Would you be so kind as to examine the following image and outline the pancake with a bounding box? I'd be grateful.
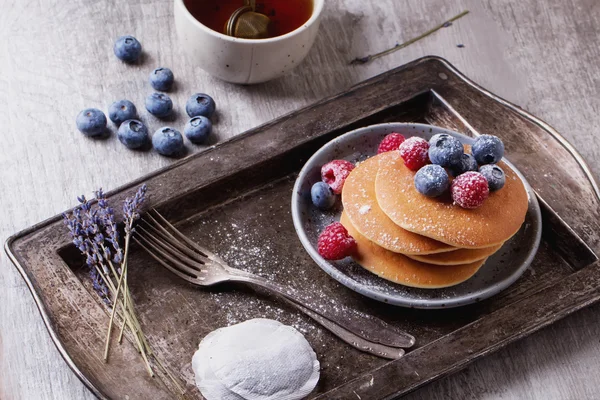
[342,153,454,255]
[406,243,502,265]
[340,213,486,289]
[375,151,528,248]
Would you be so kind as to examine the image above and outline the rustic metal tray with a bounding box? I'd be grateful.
[6,56,600,400]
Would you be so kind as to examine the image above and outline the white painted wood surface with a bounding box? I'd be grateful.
[1,0,598,399]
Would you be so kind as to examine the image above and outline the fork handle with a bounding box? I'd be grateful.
[280,297,404,359]
[229,272,415,349]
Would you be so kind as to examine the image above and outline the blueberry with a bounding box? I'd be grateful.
[450,153,478,177]
[428,133,463,167]
[186,93,216,118]
[479,164,506,191]
[108,100,137,125]
[472,134,504,165]
[184,116,212,144]
[76,108,107,137]
[311,182,336,210]
[113,35,142,63]
[149,67,174,91]
[117,120,149,149]
[145,93,173,118]
[414,164,450,197]
[152,127,184,156]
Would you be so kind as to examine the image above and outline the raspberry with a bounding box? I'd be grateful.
[377,133,406,154]
[321,160,355,194]
[399,137,430,171]
[317,222,357,260]
[451,171,489,209]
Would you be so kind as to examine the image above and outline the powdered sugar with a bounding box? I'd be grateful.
[358,205,371,215]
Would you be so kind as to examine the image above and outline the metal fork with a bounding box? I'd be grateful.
[133,210,415,359]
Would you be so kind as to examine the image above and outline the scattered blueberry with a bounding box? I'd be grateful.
[450,153,478,177]
[472,134,505,164]
[457,44,465,48]
[113,35,142,63]
[428,133,463,167]
[117,120,149,149]
[311,182,336,210]
[186,93,216,118]
[145,93,173,118]
[414,164,450,197]
[108,100,137,125]
[149,67,174,91]
[152,127,184,156]
[184,116,212,144]
[76,108,107,137]
[479,164,506,191]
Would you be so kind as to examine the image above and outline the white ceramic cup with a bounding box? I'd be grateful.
[174,0,324,84]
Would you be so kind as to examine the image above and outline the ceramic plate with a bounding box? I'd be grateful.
[291,123,542,308]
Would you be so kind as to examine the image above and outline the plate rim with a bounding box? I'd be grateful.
[291,122,542,309]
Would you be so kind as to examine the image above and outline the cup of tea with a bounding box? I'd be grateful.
[174,0,324,84]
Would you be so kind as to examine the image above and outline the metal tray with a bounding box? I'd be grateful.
[6,56,600,399]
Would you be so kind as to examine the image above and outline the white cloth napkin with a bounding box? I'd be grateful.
[192,318,320,400]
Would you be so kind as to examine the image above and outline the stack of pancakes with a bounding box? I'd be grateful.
[340,151,528,289]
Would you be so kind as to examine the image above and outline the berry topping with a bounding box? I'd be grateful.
[450,153,478,177]
[472,134,505,165]
[414,164,450,197]
[428,133,463,167]
[311,182,336,210]
[317,222,357,260]
[399,136,430,171]
[377,133,406,154]
[479,164,506,191]
[451,171,490,209]
[321,160,355,194]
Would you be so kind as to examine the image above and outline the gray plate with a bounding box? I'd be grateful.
[291,123,542,309]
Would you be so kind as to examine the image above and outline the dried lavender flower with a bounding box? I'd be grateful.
[90,267,111,305]
[95,188,123,263]
[123,184,147,233]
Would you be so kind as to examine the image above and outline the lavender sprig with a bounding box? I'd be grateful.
[96,188,124,264]
[64,197,114,301]
[350,10,469,65]
[123,184,147,232]
[102,183,152,374]
[90,267,111,305]
[63,185,184,384]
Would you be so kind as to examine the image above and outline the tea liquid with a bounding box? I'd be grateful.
[184,0,313,38]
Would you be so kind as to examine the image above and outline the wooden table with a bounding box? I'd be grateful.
[1,0,598,398]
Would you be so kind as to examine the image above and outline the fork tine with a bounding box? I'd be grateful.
[132,237,202,283]
[147,210,220,260]
[134,231,206,279]
[137,224,207,265]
